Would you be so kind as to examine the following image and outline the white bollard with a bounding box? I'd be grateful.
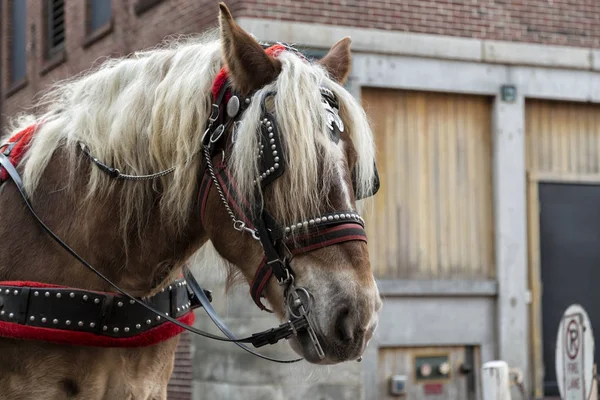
[482,360,512,400]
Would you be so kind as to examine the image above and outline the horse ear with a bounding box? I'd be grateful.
[218,3,281,95]
[318,37,352,84]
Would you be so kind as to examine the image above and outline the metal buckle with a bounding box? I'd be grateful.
[208,104,219,123]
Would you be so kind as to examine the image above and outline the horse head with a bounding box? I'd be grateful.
[198,4,382,364]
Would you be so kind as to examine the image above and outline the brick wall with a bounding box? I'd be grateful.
[238,0,600,48]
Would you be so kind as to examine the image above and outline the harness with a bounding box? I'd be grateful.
[0,43,379,362]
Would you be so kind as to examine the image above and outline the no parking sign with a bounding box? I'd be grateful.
[556,304,595,400]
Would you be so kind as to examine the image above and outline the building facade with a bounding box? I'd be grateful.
[4,1,600,399]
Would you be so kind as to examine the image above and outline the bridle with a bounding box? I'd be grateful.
[0,43,379,364]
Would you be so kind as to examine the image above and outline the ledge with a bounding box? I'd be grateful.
[134,0,164,16]
[376,279,498,297]
[237,17,600,71]
[40,50,66,76]
[4,78,28,98]
[83,20,113,49]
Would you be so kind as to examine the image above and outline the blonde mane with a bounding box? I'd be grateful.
[3,33,376,241]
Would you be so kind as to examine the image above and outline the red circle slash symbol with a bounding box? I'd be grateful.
[566,320,580,360]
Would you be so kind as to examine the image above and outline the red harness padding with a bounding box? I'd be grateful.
[0,124,37,182]
[0,281,195,348]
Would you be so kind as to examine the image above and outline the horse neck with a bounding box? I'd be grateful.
[0,147,207,296]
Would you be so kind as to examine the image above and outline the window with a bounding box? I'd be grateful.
[89,0,111,32]
[10,0,27,83]
[46,0,65,58]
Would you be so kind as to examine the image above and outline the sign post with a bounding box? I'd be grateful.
[556,304,595,400]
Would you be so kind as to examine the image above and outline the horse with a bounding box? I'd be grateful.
[0,3,382,399]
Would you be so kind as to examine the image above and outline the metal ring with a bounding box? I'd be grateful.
[287,287,311,318]
[233,220,245,231]
[210,125,225,143]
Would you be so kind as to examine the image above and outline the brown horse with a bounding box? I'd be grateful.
[0,3,381,399]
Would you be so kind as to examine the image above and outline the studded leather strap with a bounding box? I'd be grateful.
[0,278,204,338]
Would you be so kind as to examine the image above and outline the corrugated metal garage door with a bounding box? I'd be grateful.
[361,89,494,280]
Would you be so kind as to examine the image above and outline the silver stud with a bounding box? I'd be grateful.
[13,290,18,295]
[29,316,35,321]
[45,292,50,297]
[90,322,95,328]
[274,163,279,169]
[316,218,322,223]
[8,313,14,319]
[41,317,47,323]
[83,295,88,301]
[124,327,130,332]
[146,319,151,325]
[269,167,275,173]
[53,319,58,324]
[94,298,100,304]
[291,225,296,230]
[328,216,334,221]
[34,291,39,296]
[346,213,351,219]
[266,170,271,176]
[334,214,340,220]
[268,126,273,132]
[176,307,181,312]
[103,326,108,331]
[271,145,276,150]
[156,316,161,321]
[303,221,309,228]
[261,144,264,149]
[259,150,263,155]
[263,118,268,124]
[266,121,271,126]
[69,292,75,298]
[245,98,250,104]
[262,173,267,179]
[169,285,172,290]
[269,138,275,144]
[117,302,123,307]
[78,321,84,326]
[4,289,8,294]
[56,293,61,298]
[296,223,303,229]
[273,151,278,156]
[166,313,169,316]
[113,327,119,333]
[136,324,141,329]
[66,320,71,325]
[285,227,291,233]
[269,132,274,138]
[0,311,5,316]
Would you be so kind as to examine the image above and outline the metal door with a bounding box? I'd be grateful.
[539,182,600,396]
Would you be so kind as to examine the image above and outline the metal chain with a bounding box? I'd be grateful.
[79,142,176,181]
[203,145,259,240]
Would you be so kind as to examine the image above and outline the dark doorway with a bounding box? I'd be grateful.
[539,182,600,395]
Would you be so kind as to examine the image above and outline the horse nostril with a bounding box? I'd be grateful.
[334,307,354,343]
